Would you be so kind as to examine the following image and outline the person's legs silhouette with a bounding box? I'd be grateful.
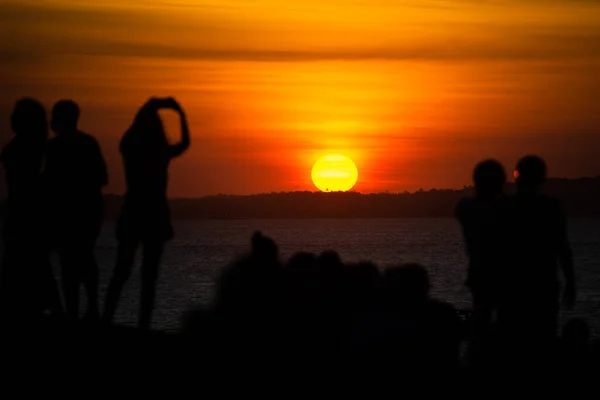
[101,238,138,325]
[139,241,164,330]
[60,249,80,321]
[82,248,100,323]
[38,256,63,317]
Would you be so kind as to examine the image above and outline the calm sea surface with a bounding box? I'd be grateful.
[54,218,600,333]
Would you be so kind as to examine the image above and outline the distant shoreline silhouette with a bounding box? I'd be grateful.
[2,177,599,220]
[76,177,600,220]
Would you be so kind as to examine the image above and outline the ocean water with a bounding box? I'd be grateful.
[63,218,600,333]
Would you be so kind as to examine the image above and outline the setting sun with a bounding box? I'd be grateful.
[311,154,358,192]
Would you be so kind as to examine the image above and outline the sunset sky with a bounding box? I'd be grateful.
[1,0,599,197]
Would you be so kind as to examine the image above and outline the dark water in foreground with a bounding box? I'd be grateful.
[52,218,600,333]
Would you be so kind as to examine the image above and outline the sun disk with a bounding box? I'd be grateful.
[311,154,358,192]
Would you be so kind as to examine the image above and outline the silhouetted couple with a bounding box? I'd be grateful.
[45,97,192,329]
[102,97,191,330]
[0,98,107,324]
[456,156,576,365]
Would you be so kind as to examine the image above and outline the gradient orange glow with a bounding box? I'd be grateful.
[1,1,599,197]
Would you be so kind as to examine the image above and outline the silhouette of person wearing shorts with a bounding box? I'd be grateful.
[456,159,510,365]
[102,97,190,329]
[44,100,108,322]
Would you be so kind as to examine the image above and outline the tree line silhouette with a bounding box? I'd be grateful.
[101,177,600,219]
[4,177,600,220]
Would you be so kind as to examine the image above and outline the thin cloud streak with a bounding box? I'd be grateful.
[4,35,600,63]
[2,0,600,63]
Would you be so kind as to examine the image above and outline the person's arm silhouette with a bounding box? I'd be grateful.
[164,98,190,159]
[558,204,576,309]
[90,137,108,187]
[136,97,190,159]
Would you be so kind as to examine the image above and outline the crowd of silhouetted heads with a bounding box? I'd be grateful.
[176,231,599,375]
[1,97,599,378]
[182,233,462,367]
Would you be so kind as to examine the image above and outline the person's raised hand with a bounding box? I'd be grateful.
[143,97,161,110]
[163,97,183,113]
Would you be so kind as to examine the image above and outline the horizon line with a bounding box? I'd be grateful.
[0,175,597,204]
[99,174,599,200]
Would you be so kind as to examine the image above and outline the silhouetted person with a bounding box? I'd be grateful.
[560,318,590,362]
[499,155,576,358]
[102,97,190,330]
[213,231,282,316]
[182,232,286,359]
[349,264,461,369]
[44,100,108,322]
[0,98,62,323]
[455,159,509,365]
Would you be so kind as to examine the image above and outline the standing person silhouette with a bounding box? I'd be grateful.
[0,98,62,323]
[500,155,576,359]
[455,159,510,366]
[102,97,190,330]
[44,100,108,323]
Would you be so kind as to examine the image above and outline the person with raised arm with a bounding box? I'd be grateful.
[102,97,191,330]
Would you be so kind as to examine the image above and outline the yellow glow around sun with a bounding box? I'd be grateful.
[311,154,358,192]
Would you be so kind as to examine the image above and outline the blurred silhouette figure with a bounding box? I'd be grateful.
[44,100,108,323]
[283,251,324,354]
[560,318,590,360]
[553,318,592,378]
[183,231,286,358]
[349,264,461,369]
[0,98,62,323]
[344,261,380,312]
[214,231,282,315]
[102,97,190,329]
[499,155,576,359]
[455,159,509,366]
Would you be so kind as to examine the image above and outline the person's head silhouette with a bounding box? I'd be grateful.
[515,155,547,192]
[51,100,80,135]
[10,98,48,140]
[473,159,506,198]
[251,231,278,264]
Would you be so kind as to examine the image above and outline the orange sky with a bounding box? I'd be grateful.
[1,0,599,196]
